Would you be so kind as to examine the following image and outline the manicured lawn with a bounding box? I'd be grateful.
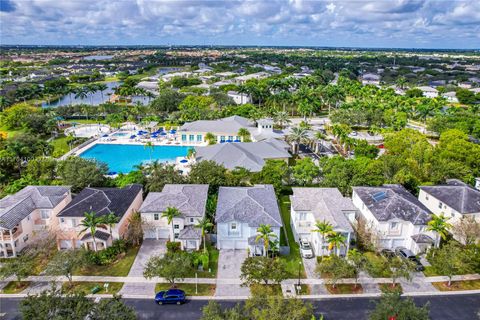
[1,281,30,294]
[250,283,283,296]
[66,119,107,125]
[423,266,439,277]
[62,282,124,295]
[432,280,480,291]
[364,252,392,277]
[155,283,215,296]
[325,284,363,294]
[0,125,24,138]
[187,245,219,278]
[379,283,403,293]
[74,246,140,277]
[49,136,88,157]
[278,196,306,279]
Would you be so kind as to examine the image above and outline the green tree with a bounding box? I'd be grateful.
[255,224,277,257]
[429,242,472,286]
[427,214,452,248]
[195,216,214,253]
[288,126,309,154]
[313,220,333,256]
[237,127,251,142]
[162,207,182,241]
[204,132,217,145]
[292,157,320,185]
[347,249,366,288]
[252,160,290,195]
[240,257,288,286]
[102,212,119,239]
[144,162,185,192]
[91,295,136,320]
[79,211,104,252]
[0,253,35,284]
[125,211,144,246]
[326,231,347,256]
[45,250,87,287]
[388,257,415,288]
[57,157,107,192]
[144,141,155,162]
[316,255,354,288]
[369,292,430,320]
[245,294,314,320]
[456,88,477,105]
[189,160,229,194]
[143,252,192,285]
[178,95,215,121]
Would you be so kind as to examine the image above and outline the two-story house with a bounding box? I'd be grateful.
[215,185,283,255]
[140,184,209,250]
[290,188,356,256]
[419,179,480,243]
[0,186,71,258]
[56,184,143,250]
[352,184,435,254]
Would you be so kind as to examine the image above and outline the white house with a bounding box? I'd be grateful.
[227,91,251,105]
[290,188,356,256]
[352,184,435,254]
[442,91,458,103]
[215,185,282,255]
[140,184,209,251]
[418,179,480,243]
[417,86,439,98]
[361,73,381,86]
[0,186,72,258]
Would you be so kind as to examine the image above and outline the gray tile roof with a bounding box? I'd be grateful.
[290,188,355,232]
[0,186,71,229]
[411,234,434,244]
[140,184,208,218]
[194,140,291,172]
[420,179,480,214]
[352,184,431,225]
[215,185,282,227]
[180,116,252,134]
[81,229,110,241]
[58,184,142,219]
[178,225,202,240]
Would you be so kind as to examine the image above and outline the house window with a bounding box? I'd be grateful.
[60,218,65,223]
[189,134,195,141]
[154,213,159,221]
[174,224,179,229]
[438,201,443,209]
[220,136,225,142]
[425,195,429,200]
[230,223,237,231]
[390,222,399,231]
[14,240,18,247]
[190,218,194,223]
[181,134,187,141]
[228,136,233,141]
[174,233,179,239]
[27,215,30,221]
[40,210,50,219]
[235,136,241,141]
[197,135,202,142]
[71,219,77,227]
[23,234,29,242]
[298,212,308,221]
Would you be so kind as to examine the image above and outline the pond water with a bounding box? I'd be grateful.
[42,81,150,108]
[83,55,114,61]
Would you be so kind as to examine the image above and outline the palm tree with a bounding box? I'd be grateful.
[102,212,119,239]
[312,220,334,256]
[86,84,98,106]
[205,132,216,145]
[314,131,327,153]
[255,224,277,257]
[237,128,251,142]
[79,211,104,252]
[161,207,182,242]
[427,213,452,248]
[327,232,347,256]
[75,87,88,102]
[97,83,108,103]
[195,217,214,253]
[288,126,309,154]
[144,141,155,162]
[273,110,291,129]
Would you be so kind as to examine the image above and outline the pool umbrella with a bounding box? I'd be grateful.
[180,159,188,163]
[169,130,176,134]
[234,139,241,142]
[226,139,233,143]
[130,135,136,139]
[102,134,109,137]
[160,132,167,136]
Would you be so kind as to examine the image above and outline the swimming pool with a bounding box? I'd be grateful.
[79,144,191,174]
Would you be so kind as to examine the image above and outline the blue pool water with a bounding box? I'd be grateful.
[79,144,190,174]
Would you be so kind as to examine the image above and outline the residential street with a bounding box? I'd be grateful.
[1,294,479,320]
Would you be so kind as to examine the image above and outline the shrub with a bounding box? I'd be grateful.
[86,240,128,266]
[192,251,210,270]
[166,241,181,253]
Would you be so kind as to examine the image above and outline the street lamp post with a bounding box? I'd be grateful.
[297,261,302,294]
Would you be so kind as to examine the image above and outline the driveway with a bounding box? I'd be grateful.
[215,249,250,297]
[120,239,167,296]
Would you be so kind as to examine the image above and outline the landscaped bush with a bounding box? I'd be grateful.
[86,239,128,266]
[191,251,209,270]
[166,241,181,253]
[364,252,391,277]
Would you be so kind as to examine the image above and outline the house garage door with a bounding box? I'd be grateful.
[392,239,405,250]
[235,240,248,249]
[144,228,157,239]
[219,240,236,249]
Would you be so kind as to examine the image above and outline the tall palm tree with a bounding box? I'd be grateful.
[102,212,119,239]
[312,220,334,256]
[75,87,88,102]
[97,83,108,103]
[195,217,214,253]
[288,126,309,154]
[161,207,182,242]
[237,128,251,142]
[273,110,291,129]
[255,224,277,257]
[427,213,452,248]
[327,232,347,256]
[205,132,216,145]
[144,141,155,162]
[79,211,104,252]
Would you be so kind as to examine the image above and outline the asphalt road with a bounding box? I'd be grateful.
[1,294,479,320]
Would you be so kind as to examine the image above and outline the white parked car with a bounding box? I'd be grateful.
[300,239,314,259]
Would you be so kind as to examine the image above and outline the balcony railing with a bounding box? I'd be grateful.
[1,228,22,241]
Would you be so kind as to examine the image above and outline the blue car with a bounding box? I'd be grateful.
[155,288,186,305]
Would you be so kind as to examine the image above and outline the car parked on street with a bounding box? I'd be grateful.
[395,247,425,271]
[155,288,186,305]
[300,239,314,259]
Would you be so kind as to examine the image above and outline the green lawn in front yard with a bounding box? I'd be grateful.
[155,283,215,296]
[187,244,219,278]
[364,252,392,277]
[74,246,140,277]
[1,281,30,294]
[432,280,480,291]
[62,282,124,295]
[423,266,440,277]
[325,283,363,294]
[278,196,306,279]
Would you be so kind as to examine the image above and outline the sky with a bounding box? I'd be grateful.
[0,0,479,49]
